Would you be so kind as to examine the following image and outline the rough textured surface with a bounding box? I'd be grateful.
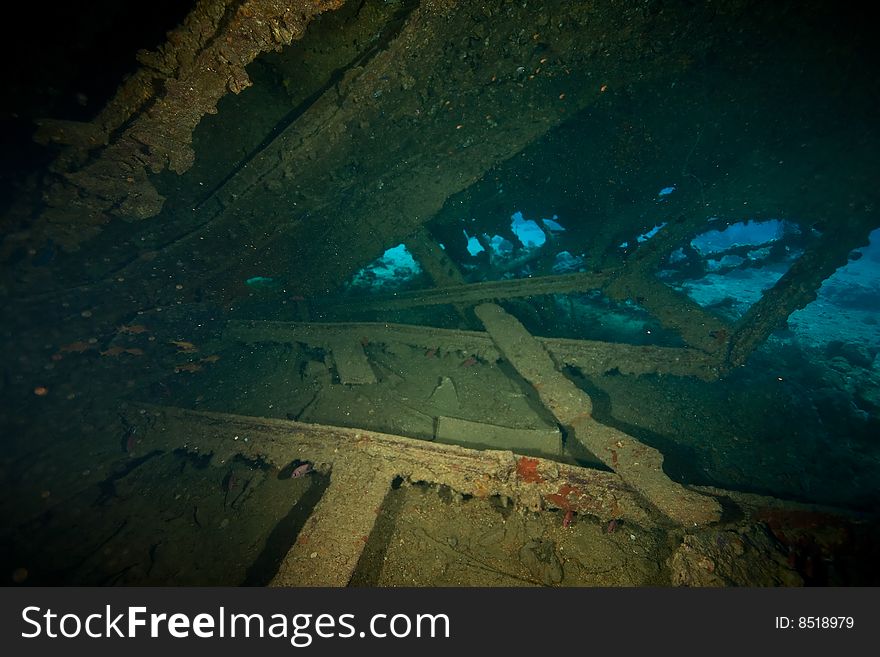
[435,416,562,458]
[135,403,658,525]
[668,524,803,587]
[17,0,345,253]
[3,0,738,305]
[475,302,721,525]
[327,337,377,384]
[225,319,721,380]
[2,1,879,588]
[270,457,393,587]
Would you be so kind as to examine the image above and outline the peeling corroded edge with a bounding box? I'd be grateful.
[224,319,722,380]
[28,0,347,251]
[130,403,659,527]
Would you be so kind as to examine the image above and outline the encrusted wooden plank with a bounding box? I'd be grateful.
[129,404,659,587]
[225,319,502,361]
[327,337,377,385]
[224,319,720,380]
[474,302,721,526]
[131,404,656,525]
[317,271,608,313]
[436,416,562,458]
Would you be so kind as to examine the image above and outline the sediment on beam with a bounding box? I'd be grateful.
[131,404,656,523]
[603,276,731,354]
[22,0,345,253]
[225,319,503,362]
[326,337,377,385]
[405,227,472,323]
[473,303,722,526]
[316,271,609,313]
[131,403,660,585]
[224,319,721,380]
[270,457,395,587]
[726,225,874,369]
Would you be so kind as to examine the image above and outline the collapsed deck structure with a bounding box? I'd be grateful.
[2,0,878,585]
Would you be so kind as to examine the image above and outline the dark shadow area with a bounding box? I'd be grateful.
[241,472,330,586]
[349,477,406,587]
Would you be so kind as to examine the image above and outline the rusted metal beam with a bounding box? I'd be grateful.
[224,319,722,380]
[603,276,731,354]
[405,226,472,323]
[726,224,874,368]
[132,404,657,523]
[130,403,662,584]
[474,303,722,526]
[317,271,609,313]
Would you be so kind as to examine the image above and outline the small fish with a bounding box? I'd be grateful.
[606,518,619,534]
[169,340,198,353]
[118,324,148,335]
[562,509,574,528]
[278,459,314,479]
[200,354,221,363]
[460,356,478,367]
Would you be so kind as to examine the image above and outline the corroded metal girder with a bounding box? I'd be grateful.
[223,319,722,380]
[131,404,661,585]
[317,272,610,313]
[473,303,722,526]
[726,224,874,369]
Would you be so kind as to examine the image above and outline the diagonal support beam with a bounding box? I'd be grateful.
[726,225,874,368]
[474,303,721,525]
[603,276,730,354]
[318,271,609,313]
[405,227,472,323]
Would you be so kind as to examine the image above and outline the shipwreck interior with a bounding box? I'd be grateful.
[1,0,879,586]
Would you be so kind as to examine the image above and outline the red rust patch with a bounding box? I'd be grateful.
[516,456,543,483]
[545,483,580,511]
